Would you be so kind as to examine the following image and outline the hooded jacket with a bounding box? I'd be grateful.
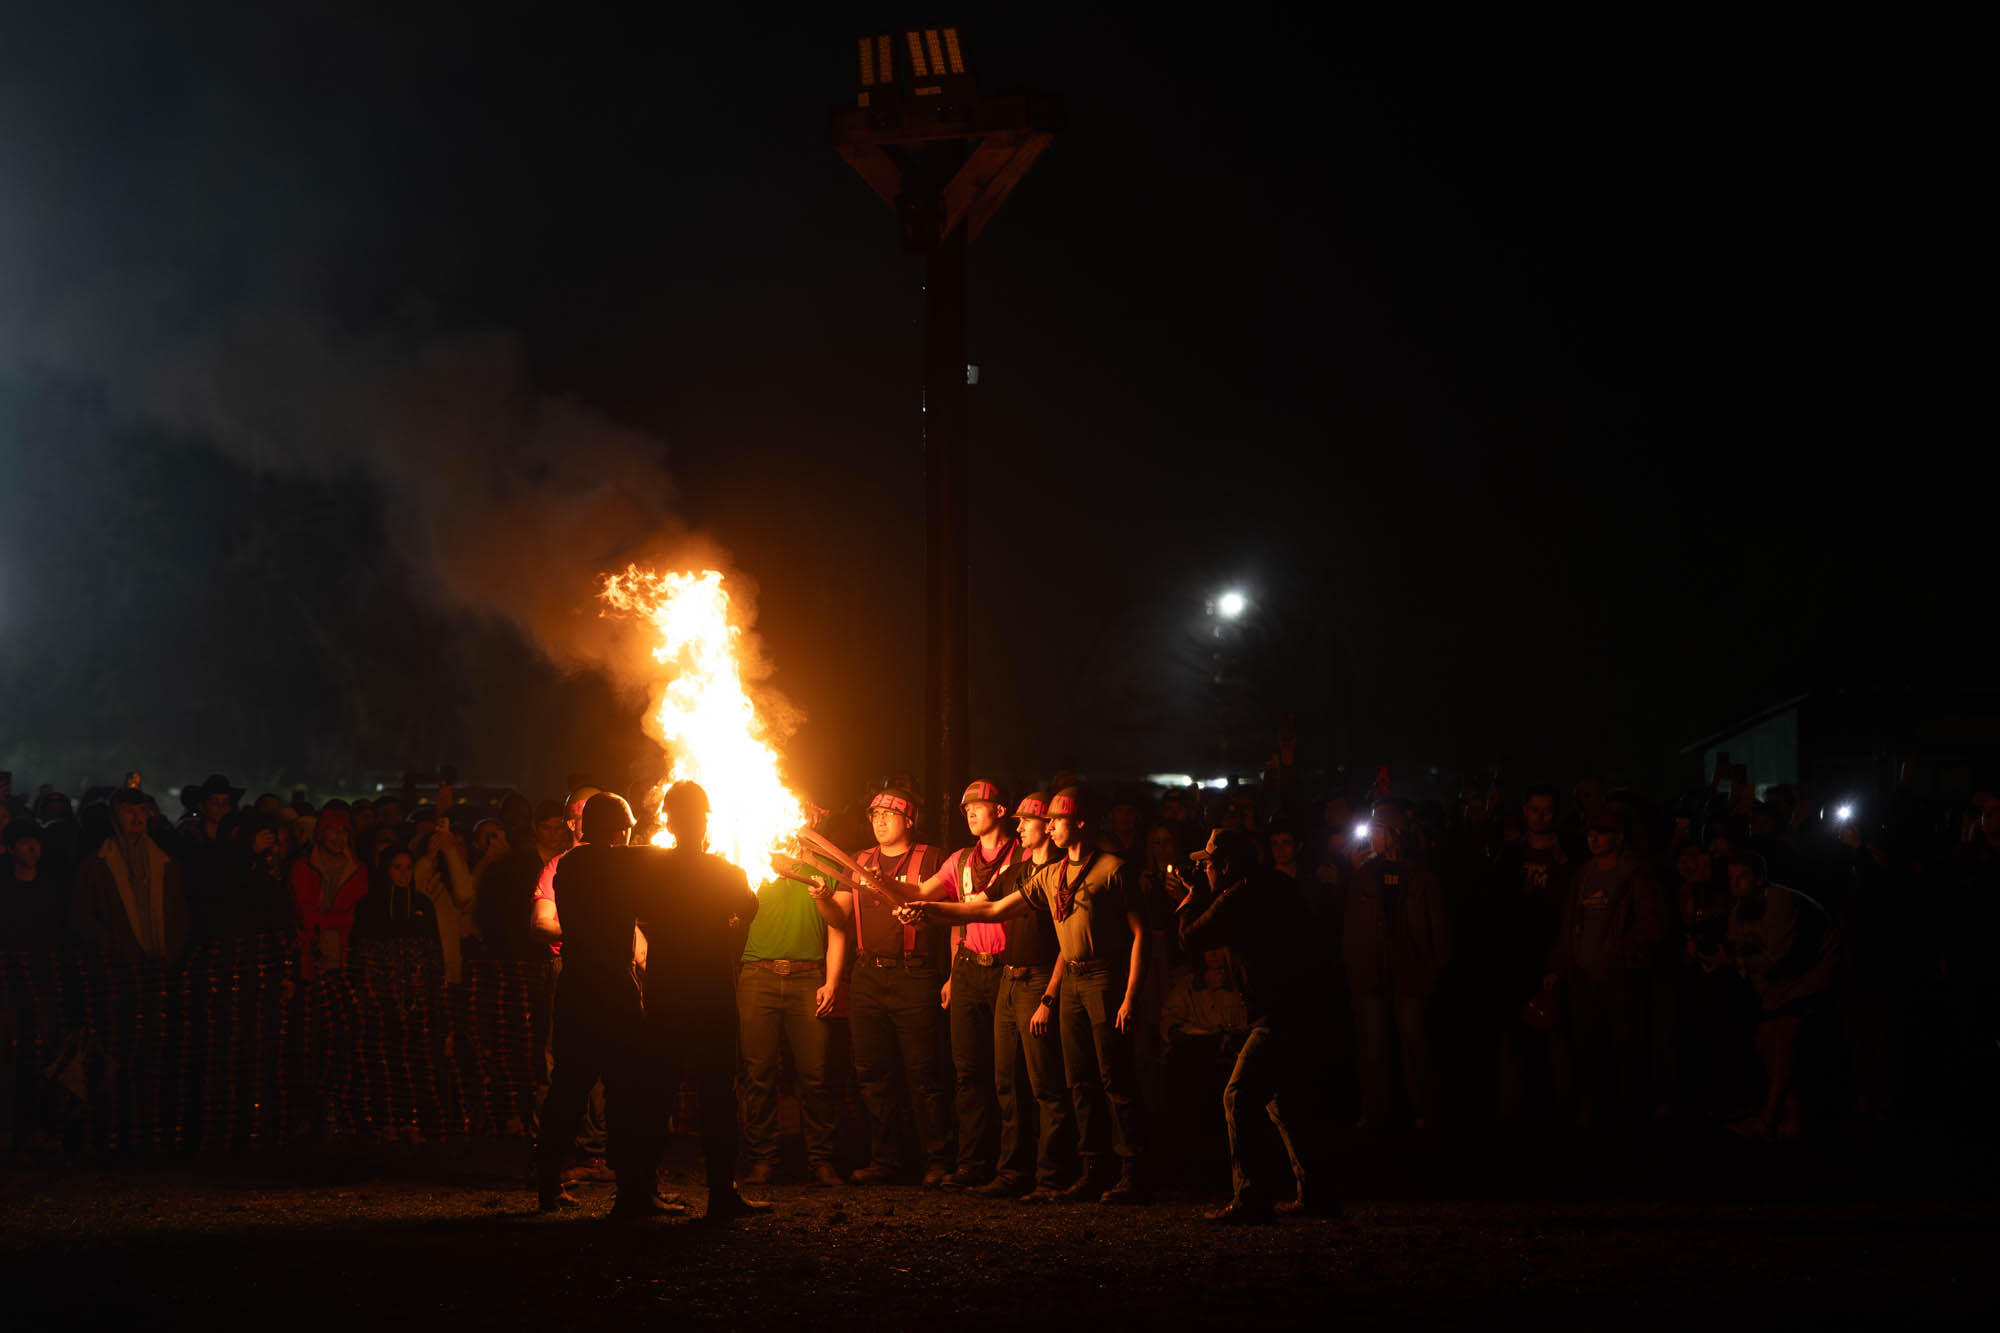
[289,849,368,979]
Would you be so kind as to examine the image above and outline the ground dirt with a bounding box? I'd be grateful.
[4,1127,1994,1330]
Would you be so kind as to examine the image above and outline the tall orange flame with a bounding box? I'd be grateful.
[599,566,804,884]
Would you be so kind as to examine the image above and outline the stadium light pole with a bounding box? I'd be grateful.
[832,27,1059,842]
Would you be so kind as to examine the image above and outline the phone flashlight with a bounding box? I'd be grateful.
[1353,822,1371,840]
[1835,804,1854,823]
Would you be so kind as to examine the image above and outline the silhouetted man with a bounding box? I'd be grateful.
[1176,829,1329,1222]
[627,781,766,1221]
[534,792,650,1216]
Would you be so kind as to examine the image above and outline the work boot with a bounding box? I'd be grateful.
[1205,1199,1274,1225]
[606,1193,680,1222]
[808,1162,846,1187]
[1098,1159,1150,1205]
[536,1161,578,1214]
[971,1173,1032,1199]
[704,1187,773,1222]
[1057,1158,1104,1202]
[564,1155,615,1183]
[1019,1185,1067,1203]
[1274,1193,1340,1219]
[921,1166,951,1188]
[939,1166,991,1191]
[743,1161,778,1185]
[849,1164,897,1186]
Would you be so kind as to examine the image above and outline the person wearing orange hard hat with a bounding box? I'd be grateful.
[900,786,1151,1204]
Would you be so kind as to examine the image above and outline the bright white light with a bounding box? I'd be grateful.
[1204,778,1231,790]
[1217,590,1247,619]
[1147,773,1197,789]
[1836,804,1853,822]
[1353,822,1371,839]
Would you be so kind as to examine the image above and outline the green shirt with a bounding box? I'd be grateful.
[741,867,830,963]
[1016,851,1135,964]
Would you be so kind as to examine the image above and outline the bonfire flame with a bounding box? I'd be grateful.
[600,567,805,884]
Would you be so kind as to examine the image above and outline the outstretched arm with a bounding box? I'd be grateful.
[901,890,1033,924]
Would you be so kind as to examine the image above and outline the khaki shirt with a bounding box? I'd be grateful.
[1016,851,1135,964]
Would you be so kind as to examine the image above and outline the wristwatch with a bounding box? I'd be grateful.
[1040,992,1058,1008]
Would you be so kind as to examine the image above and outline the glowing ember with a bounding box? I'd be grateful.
[600,566,805,883]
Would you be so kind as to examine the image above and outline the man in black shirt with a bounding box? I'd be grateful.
[845,788,951,1185]
[627,782,767,1222]
[534,792,650,1215]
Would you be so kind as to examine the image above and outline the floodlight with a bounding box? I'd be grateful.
[1217,590,1247,619]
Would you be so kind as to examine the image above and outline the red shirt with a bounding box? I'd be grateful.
[939,838,1018,956]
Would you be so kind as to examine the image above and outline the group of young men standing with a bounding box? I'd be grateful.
[737,780,1327,1220]
[537,776,1326,1223]
[735,782,1148,1203]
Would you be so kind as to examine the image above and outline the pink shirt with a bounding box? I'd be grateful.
[942,840,1017,956]
[533,850,566,957]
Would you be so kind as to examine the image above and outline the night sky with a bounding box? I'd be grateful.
[0,4,1963,809]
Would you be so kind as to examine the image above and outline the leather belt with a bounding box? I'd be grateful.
[746,958,821,977]
[1003,965,1047,979]
[957,948,1001,967]
[857,951,920,969]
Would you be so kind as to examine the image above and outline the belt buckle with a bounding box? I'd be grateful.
[773,960,794,976]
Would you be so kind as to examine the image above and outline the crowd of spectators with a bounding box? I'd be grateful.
[2,753,1996,1168]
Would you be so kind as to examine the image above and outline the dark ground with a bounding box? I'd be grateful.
[4,1125,1995,1331]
